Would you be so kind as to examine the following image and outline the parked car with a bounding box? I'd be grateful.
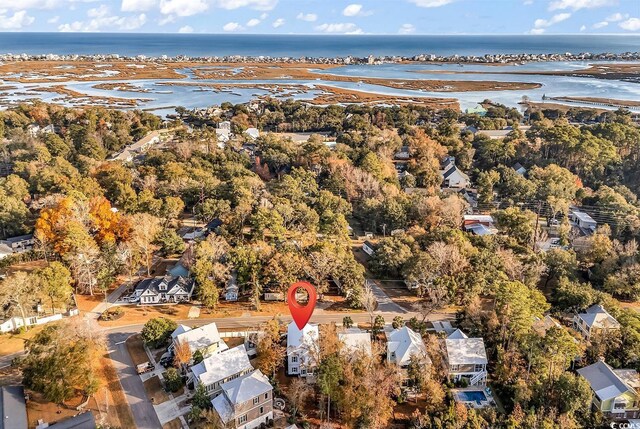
[136,362,154,374]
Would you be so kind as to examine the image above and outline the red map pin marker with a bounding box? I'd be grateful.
[287,281,317,330]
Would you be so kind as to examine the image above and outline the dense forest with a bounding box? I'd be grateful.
[1,99,640,428]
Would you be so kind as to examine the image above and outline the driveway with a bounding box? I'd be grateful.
[108,332,162,429]
[367,280,408,313]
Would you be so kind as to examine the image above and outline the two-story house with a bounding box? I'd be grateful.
[132,276,195,305]
[190,345,253,397]
[444,329,488,386]
[440,156,470,189]
[211,370,273,429]
[577,360,639,419]
[170,322,228,358]
[287,321,319,377]
[573,304,620,341]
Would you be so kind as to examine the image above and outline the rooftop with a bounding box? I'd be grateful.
[386,326,428,366]
[445,336,488,366]
[577,360,637,401]
[191,345,252,387]
[173,322,227,354]
[222,369,272,406]
[0,386,27,429]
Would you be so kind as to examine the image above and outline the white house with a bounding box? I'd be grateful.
[132,276,195,305]
[287,321,319,377]
[171,322,228,358]
[386,326,428,368]
[338,328,371,356]
[573,304,620,341]
[245,128,260,140]
[570,210,597,233]
[440,157,470,189]
[211,370,274,429]
[190,345,253,397]
[577,360,640,419]
[444,329,488,386]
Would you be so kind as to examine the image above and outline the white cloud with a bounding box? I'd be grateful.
[296,12,317,22]
[315,22,362,34]
[619,17,640,31]
[529,28,546,34]
[342,3,372,17]
[523,0,534,4]
[0,0,55,10]
[606,12,627,22]
[592,20,608,28]
[121,0,157,12]
[213,0,277,11]
[246,18,260,26]
[0,10,35,29]
[58,8,146,31]
[259,12,267,19]
[549,0,615,11]
[47,15,60,23]
[158,14,174,25]
[398,23,415,34]
[178,24,193,32]
[409,0,455,7]
[534,12,571,28]
[87,4,109,18]
[160,0,207,16]
[0,0,98,10]
[579,24,586,31]
[223,21,243,31]
[272,17,284,28]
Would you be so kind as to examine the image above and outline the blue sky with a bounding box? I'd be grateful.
[0,0,638,34]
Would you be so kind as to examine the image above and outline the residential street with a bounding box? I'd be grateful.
[108,331,163,429]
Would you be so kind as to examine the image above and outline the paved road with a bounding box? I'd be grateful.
[0,351,24,369]
[107,331,163,429]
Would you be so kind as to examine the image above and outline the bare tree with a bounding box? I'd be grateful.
[0,271,39,328]
[362,281,377,330]
[287,378,313,420]
[130,213,161,276]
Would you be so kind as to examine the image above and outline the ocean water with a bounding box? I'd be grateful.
[1,33,639,57]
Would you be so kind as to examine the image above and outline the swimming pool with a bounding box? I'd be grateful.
[456,390,487,403]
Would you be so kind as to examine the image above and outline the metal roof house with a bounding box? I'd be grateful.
[573,304,620,341]
[577,360,640,419]
[444,330,488,386]
[386,326,429,368]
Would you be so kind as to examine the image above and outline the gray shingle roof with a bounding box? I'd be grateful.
[0,386,27,429]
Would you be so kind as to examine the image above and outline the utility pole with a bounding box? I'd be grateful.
[532,201,542,251]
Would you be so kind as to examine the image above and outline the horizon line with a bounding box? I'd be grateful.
[0,32,637,36]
